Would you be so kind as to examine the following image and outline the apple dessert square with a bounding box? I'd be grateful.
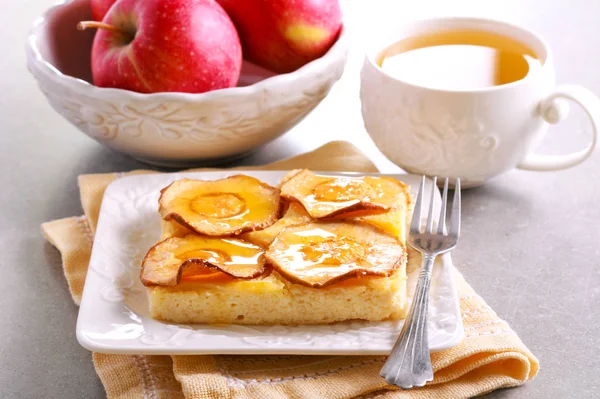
[140,170,411,325]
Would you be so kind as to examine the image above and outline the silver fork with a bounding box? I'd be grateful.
[380,176,461,389]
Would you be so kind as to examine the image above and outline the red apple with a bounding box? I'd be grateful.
[90,0,117,21]
[217,0,342,73]
[79,0,242,93]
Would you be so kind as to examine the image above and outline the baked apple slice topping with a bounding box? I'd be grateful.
[160,219,194,239]
[159,176,282,236]
[141,234,266,286]
[241,202,312,248]
[359,208,408,242]
[265,222,405,288]
[350,179,411,240]
[280,169,407,219]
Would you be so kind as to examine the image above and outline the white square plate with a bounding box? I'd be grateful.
[77,171,463,355]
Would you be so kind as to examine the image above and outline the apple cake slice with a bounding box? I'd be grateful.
[141,172,410,325]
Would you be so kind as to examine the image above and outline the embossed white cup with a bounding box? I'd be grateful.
[360,17,600,186]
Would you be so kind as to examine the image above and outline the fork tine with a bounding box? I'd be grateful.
[437,177,449,234]
[448,178,461,237]
[425,176,437,233]
[410,176,426,234]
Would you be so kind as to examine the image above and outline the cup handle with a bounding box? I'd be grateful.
[517,84,600,171]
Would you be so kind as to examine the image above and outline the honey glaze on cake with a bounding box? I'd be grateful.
[266,221,405,287]
[180,268,234,284]
[356,181,411,242]
[313,178,376,203]
[281,169,408,219]
[141,234,267,286]
[241,202,312,248]
[159,175,283,236]
[188,192,247,219]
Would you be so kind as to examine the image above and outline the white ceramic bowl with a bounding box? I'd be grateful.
[26,0,348,167]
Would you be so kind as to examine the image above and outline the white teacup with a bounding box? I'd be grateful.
[360,17,600,187]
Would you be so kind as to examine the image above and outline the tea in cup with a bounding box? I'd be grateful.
[360,17,600,187]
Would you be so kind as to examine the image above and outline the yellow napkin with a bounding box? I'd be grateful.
[42,141,538,399]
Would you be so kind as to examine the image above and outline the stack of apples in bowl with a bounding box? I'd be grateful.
[27,0,347,166]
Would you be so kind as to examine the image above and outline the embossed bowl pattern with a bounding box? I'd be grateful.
[26,0,349,166]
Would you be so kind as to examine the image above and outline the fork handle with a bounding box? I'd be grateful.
[380,254,435,388]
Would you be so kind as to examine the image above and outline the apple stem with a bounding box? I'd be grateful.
[77,21,129,36]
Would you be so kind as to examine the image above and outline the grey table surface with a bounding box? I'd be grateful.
[2,0,599,398]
